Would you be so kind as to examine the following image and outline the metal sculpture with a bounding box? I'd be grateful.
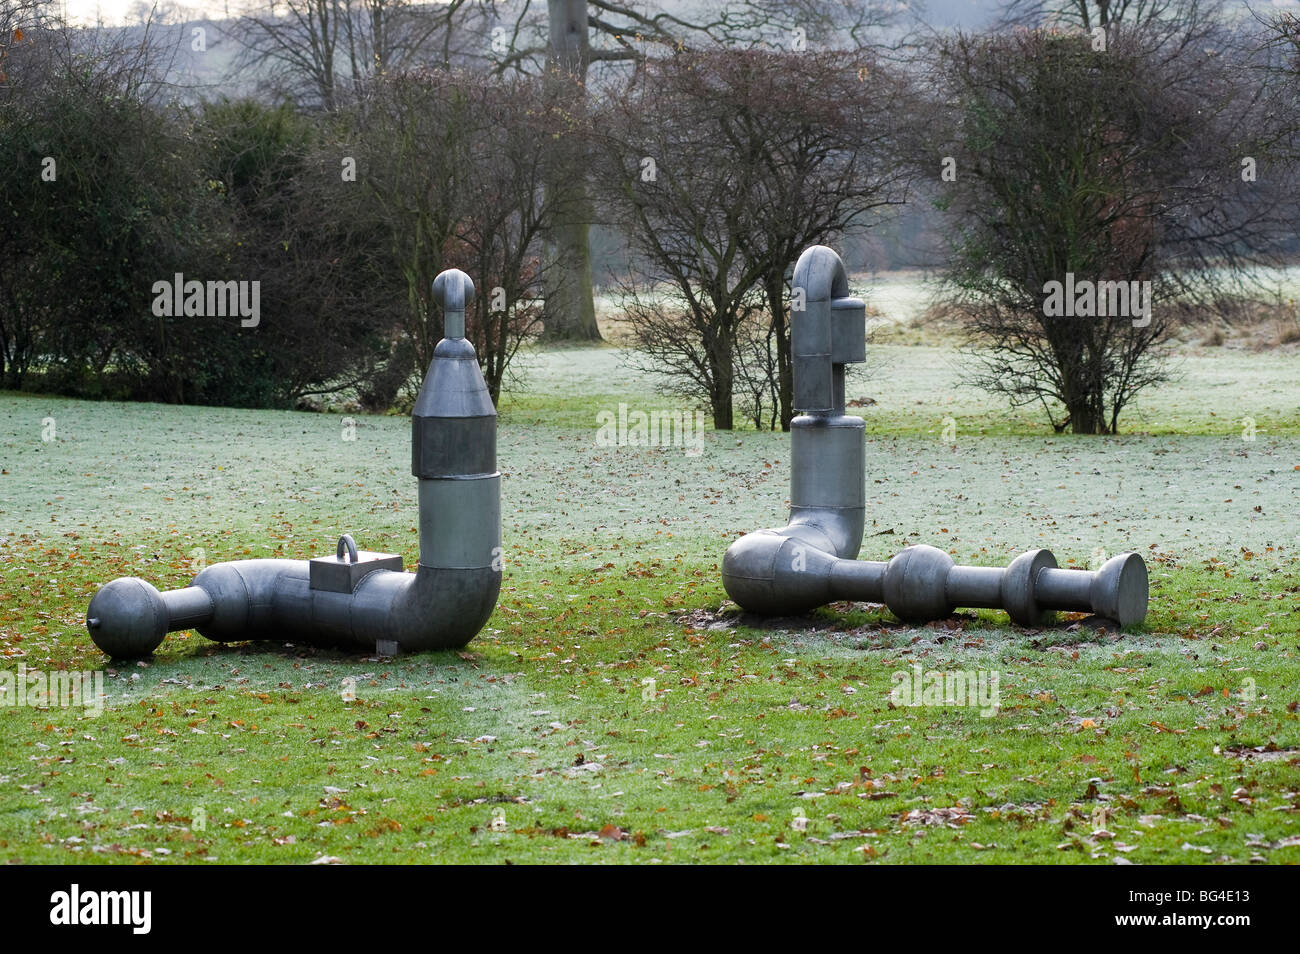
[722,246,1148,628]
[86,269,501,658]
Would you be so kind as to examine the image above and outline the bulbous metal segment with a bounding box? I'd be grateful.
[883,545,955,622]
[720,530,782,612]
[722,530,831,615]
[187,559,299,640]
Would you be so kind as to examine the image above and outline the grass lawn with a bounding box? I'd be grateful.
[1,341,1298,864]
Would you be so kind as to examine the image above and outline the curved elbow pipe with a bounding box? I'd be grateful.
[722,245,867,614]
[86,268,501,658]
[722,246,1149,628]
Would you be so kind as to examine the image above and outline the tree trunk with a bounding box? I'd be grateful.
[710,332,735,430]
[764,274,794,430]
[541,0,602,341]
[712,394,734,431]
[1064,391,1106,435]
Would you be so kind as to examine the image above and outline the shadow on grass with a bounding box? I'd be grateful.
[182,637,478,667]
[679,601,1140,652]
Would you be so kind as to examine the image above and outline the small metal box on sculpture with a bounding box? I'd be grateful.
[85,269,502,659]
[721,246,1149,628]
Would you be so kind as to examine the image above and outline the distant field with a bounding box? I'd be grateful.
[1,340,1297,864]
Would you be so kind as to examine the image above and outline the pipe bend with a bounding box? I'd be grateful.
[722,528,835,615]
[787,507,864,561]
[792,245,851,304]
[353,564,502,652]
[188,559,501,652]
[431,268,475,314]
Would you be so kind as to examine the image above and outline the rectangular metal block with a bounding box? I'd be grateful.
[792,298,832,354]
[309,550,404,594]
[793,355,833,413]
[831,298,866,365]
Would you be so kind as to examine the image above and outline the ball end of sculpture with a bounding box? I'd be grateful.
[86,577,168,658]
[431,268,474,310]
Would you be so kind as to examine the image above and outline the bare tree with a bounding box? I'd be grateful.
[925,24,1288,434]
[597,57,766,428]
[234,0,461,110]
[352,68,568,402]
[447,74,571,402]
[0,0,50,77]
[996,0,1222,32]
[729,49,913,428]
[479,0,898,343]
[1261,11,1300,150]
[598,49,906,428]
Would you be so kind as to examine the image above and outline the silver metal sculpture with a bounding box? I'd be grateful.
[86,269,501,658]
[722,245,1148,628]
